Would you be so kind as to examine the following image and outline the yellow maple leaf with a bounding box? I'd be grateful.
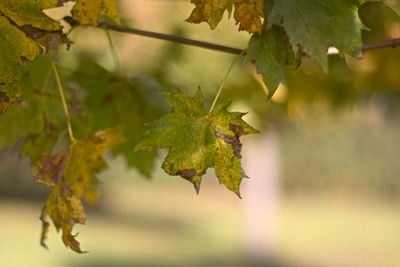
[34,129,123,253]
[186,0,233,29]
[186,0,263,33]
[71,0,120,26]
[233,0,264,33]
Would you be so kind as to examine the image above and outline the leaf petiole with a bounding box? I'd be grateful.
[51,59,76,143]
[209,50,246,113]
[105,29,120,73]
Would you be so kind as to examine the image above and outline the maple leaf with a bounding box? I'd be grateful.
[135,88,258,195]
[186,0,263,33]
[34,129,123,253]
[233,0,264,34]
[186,0,233,29]
[246,25,299,98]
[63,130,124,203]
[65,58,161,176]
[40,183,87,253]
[0,61,65,165]
[268,0,375,71]
[0,91,47,149]
[0,0,65,105]
[69,0,120,26]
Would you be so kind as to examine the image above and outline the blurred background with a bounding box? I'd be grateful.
[0,0,400,266]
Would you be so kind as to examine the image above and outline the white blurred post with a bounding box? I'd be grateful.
[242,130,280,259]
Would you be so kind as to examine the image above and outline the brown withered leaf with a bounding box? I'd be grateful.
[34,151,67,186]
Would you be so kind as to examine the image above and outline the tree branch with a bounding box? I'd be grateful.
[98,23,244,55]
[99,22,400,56]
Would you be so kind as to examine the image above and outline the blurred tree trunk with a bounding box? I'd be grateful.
[242,129,280,259]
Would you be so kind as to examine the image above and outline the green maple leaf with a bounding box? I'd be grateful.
[0,0,65,106]
[34,129,123,253]
[268,0,375,71]
[66,58,161,176]
[247,25,299,98]
[136,88,259,196]
[0,57,66,165]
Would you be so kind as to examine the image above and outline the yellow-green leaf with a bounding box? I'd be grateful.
[71,0,120,26]
[0,0,64,104]
[64,130,124,203]
[40,183,86,253]
[186,0,233,29]
[186,0,263,33]
[0,0,61,31]
[34,129,123,253]
[136,88,259,195]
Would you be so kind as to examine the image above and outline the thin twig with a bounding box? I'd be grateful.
[362,38,400,51]
[209,50,246,113]
[100,22,400,56]
[51,59,76,143]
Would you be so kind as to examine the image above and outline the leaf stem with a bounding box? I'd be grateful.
[209,50,246,113]
[105,29,120,73]
[51,59,76,143]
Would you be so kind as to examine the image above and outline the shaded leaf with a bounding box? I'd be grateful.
[268,0,374,71]
[0,64,65,165]
[65,58,161,176]
[136,88,258,195]
[247,25,298,98]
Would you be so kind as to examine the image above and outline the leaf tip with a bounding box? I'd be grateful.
[235,191,242,199]
[194,180,201,194]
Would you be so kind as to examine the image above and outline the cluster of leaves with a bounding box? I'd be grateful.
[0,0,119,110]
[0,0,125,253]
[186,0,381,98]
[0,0,398,254]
